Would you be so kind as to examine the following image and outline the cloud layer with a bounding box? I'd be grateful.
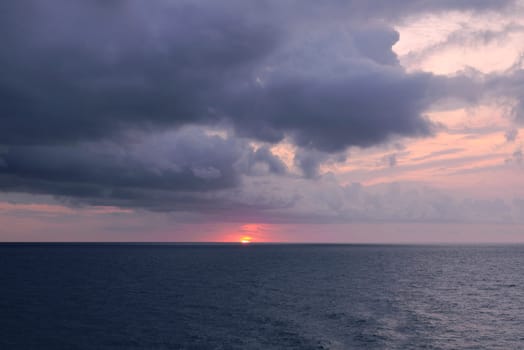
[1,0,521,223]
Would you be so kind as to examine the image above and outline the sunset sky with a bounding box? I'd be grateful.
[1,0,524,242]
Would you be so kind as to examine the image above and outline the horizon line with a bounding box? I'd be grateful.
[1,241,524,245]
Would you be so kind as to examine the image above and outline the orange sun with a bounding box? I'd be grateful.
[240,236,252,244]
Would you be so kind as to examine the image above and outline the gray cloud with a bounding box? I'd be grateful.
[0,0,520,219]
[211,176,524,224]
[353,27,400,65]
[249,146,288,176]
[505,128,519,142]
[497,70,524,123]
[233,68,437,152]
[512,148,523,164]
[0,128,288,209]
[278,0,514,22]
[0,0,279,146]
[385,154,398,167]
[294,149,327,179]
[1,0,511,150]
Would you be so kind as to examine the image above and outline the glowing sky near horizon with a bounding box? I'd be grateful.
[1,1,524,242]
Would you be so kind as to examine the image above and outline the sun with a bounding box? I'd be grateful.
[240,236,252,244]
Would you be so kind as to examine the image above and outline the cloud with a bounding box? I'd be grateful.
[385,154,398,167]
[411,148,465,162]
[511,148,523,164]
[249,146,288,175]
[185,173,521,224]
[401,22,524,69]
[496,70,524,123]
[0,127,288,210]
[232,67,438,152]
[505,128,519,142]
[0,0,279,146]
[1,0,509,151]
[0,0,520,221]
[282,0,515,22]
[294,149,327,179]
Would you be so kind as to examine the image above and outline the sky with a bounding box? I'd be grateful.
[1,0,524,242]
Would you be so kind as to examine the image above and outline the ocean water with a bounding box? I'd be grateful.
[1,244,523,349]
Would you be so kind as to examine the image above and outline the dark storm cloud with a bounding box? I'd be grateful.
[1,0,512,148]
[0,0,278,145]
[0,0,518,215]
[352,28,400,66]
[0,128,287,208]
[233,69,436,152]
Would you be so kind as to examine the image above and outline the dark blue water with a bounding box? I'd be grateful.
[1,244,523,349]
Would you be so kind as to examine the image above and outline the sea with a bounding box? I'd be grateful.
[1,244,523,349]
